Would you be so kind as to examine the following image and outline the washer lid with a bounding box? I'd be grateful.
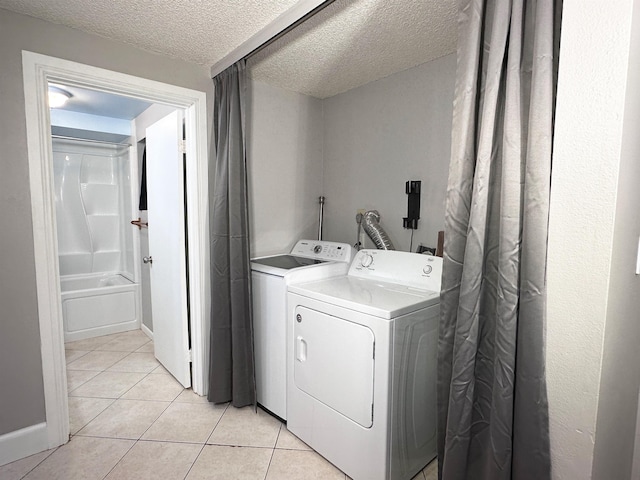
[252,255,325,270]
[289,276,439,319]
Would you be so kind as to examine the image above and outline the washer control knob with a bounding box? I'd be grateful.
[360,253,374,268]
[423,265,433,275]
[313,244,322,254]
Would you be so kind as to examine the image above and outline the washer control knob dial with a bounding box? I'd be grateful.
[313,244,323,254]
[423,265,433,275]
[360,253,374,268]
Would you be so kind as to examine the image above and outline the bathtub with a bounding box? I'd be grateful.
[61,273,140,342]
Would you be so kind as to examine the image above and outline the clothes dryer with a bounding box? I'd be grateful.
[287,249,442,480]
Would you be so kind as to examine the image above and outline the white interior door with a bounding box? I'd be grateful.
[146,110,191,387]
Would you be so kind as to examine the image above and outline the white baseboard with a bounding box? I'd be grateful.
[0,422,50,467]
[141,323,153,340]
[64,320,140,343]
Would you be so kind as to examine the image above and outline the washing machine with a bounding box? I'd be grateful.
[287,249,442,480]
[251,239,353,420]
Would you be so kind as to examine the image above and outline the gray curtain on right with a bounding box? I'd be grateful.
[437,1,561,479]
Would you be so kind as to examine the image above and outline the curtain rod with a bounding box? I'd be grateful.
[210,0,336,78]
[51,135,131,147]
[244,0,337,61]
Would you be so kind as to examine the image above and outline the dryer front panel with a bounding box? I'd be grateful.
[293,306,375,428]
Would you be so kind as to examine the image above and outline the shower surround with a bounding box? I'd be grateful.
[52,137,140,341]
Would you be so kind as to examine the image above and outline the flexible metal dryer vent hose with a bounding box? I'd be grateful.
[362,210,395,250]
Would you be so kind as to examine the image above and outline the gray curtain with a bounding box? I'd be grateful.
[208,60,256,407]
[437,0,561,479]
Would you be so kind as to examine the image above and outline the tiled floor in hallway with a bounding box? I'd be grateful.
[0,329,437,480]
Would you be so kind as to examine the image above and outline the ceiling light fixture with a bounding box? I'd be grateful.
[48,86,72,108]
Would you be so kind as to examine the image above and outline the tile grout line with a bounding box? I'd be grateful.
[104,350,153,373]
[262,424,283,480]
[204,442,281,450]
[72,434,210,446]
[66,369,100,394]
[69,397,117,437]
[203,401,230,445]
[64,349,91,365]
[66,350,131,373]
[180,443,207,480]
[98,357,163,400]
[16,447,58,480]
[138,399,180,438]
[99,436,138,480]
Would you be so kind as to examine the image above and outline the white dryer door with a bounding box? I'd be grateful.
[293,306,375,428]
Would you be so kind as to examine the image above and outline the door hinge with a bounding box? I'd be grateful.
[187,350,192,363]
[179,139,187,154]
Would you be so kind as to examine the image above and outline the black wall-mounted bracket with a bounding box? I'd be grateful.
[403,180,421,229]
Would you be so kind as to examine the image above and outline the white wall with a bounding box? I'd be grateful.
[246,79,324,257]
[322,54,455,252]
[547,0,637,478]
[591,0,640,476]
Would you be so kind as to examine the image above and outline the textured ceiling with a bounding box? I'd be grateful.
[0,0,299,65]
[0,0,457,99]
[248,0,458,98]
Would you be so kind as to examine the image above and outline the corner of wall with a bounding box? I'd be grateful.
[547,1,635,478]
[591,0,640,477]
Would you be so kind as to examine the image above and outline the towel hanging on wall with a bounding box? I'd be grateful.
[139,146,147,211]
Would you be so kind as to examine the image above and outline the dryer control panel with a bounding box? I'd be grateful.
[350,249,442,292]
[291,240,353,263]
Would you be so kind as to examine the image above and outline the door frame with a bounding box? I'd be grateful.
[21,51,210,450]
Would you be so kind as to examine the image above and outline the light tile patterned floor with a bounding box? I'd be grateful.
[0,329,437,480]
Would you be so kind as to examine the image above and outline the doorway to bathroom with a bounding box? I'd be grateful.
[49,88,193,386]
[22,51,210,451]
